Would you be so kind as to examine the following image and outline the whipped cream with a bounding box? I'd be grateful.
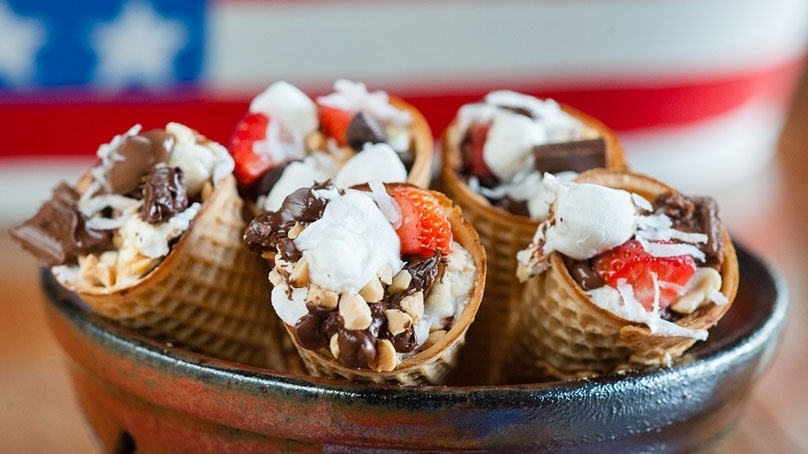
[293,190,403,293]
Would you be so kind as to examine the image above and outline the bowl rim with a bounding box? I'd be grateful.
[42,240,789,403]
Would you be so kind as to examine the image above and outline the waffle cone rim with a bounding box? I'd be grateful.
[390,96,433,189]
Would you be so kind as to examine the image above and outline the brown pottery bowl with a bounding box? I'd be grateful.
[41,242,787,453]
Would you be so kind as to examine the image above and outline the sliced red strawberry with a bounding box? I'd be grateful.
[462,121,496,183]
[229,112,272,188]
[389,186,453,257]
[591,239,696,311]
[318,104,355,147]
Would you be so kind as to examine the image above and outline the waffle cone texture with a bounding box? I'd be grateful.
[509,169,740,382]
[68,175,286,369]
[390,97,434,189]
[282,186,487,385]
[440,104,626,384]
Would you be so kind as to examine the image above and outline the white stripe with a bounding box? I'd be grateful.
[622,98,785,195]
[207,0,808,90]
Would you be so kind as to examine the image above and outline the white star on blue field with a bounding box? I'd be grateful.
[0,0,204,90]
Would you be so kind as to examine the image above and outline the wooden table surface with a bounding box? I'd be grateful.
[2,77,808,453]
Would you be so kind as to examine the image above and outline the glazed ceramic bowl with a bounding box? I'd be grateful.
[42,242,787,453]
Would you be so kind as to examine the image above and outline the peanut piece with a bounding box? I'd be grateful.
[339,293,372,331]
[289,257,310,287]
[306,284,339,308]
[371,339,397,372]
[384,309,412,336]
[359,277,384,303]
[377,263,394,285]
[388,269,412,294]
[200,180,214,201]
[287,222,304,239]
[268,269,284,286]
[399,291,424,323]
[329,334,340,360]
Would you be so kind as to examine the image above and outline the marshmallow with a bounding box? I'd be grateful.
[249,81,318,135]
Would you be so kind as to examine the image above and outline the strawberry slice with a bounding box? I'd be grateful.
[462,121,496,183]
[389,186,453,257]
[318,104,355,147]
[591,239,696,311]
[229,112,272,188]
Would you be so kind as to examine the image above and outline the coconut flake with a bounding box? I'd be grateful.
[637,237,706,262]
[368,179,401,227]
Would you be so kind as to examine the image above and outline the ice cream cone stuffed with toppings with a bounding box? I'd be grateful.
[244,181,486,385]
[509,168,739,382]
[438,90,626,384]
[228,79,433,215]
[10,123,288,369]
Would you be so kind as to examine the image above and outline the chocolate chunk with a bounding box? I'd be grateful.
[346,111,387,150]
[532,138,606,175]
[396,148,415,172]
[653,192,725,268]
[564,256,605,290]
[243,185,329,258]
[10,183,111,267]
[140,166,189,224]
[105,129,173,195]
[251,160,294,200]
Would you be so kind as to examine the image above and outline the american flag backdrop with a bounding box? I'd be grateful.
[2,0,808,220]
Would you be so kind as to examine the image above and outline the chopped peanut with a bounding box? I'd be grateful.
[329,333,341,360]
[371,339,397,372]
[306,283,339,308]
[359,277,384,303]
[399,291,424,323]
[384,309,412,336]
[287,222,304,239]
[388,269,412,294]
[289,257,310,287]
[339,293,372,330]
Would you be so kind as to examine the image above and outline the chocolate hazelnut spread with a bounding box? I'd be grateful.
[105,129,173,195]
[9,183,111,267]
[140,166,189,224]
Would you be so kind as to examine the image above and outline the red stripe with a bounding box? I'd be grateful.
[1,59,803,158]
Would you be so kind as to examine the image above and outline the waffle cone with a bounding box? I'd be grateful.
[440,104,626,384]
[509,168,740,382]
[390,97,434,188]
[282,186,486,385]
[67,175,288,369]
